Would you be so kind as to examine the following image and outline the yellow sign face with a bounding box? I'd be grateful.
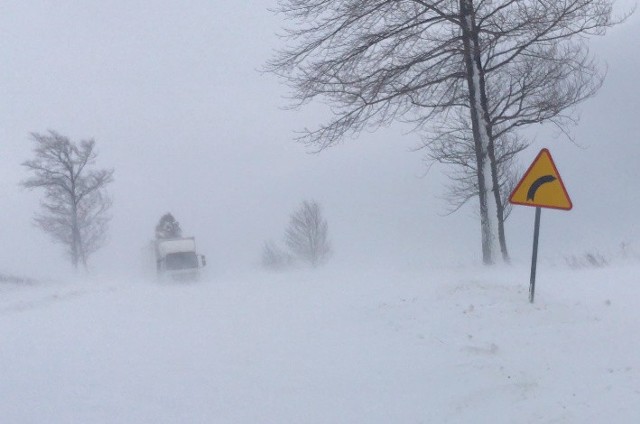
[509,148,572,210]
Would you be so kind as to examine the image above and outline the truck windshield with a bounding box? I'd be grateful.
[165,252,198,270]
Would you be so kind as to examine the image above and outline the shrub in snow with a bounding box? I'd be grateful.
[564,252,609,269]
[0,273,37,285]
[261,241,293,271]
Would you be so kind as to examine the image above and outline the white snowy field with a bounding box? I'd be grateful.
[1,263,639,423]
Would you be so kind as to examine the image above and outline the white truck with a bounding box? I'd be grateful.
[154,237,206,281]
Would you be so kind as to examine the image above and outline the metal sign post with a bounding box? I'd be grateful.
[529,207,542,303]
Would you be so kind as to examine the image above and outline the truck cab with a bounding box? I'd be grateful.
[155,237,206,281]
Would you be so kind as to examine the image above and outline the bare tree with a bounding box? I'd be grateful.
[21,131,114,270]
[285,200,331,267]
[267,0,624,264]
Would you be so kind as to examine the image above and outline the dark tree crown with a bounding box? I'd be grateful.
[155,213,183,239]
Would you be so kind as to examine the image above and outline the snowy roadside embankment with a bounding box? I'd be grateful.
[0,264,638,423]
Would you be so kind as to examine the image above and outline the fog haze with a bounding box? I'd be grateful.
[1,1,638,279]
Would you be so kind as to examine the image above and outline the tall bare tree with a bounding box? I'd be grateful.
[267,0,624,264]
[22,131,114,270]
[285,200,331,267]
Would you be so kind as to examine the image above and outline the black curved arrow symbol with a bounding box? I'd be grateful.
[527,175,556,201]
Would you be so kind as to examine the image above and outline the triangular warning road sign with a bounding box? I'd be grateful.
[509,148,572,210]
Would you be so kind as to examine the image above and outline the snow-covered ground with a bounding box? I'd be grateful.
[1,263,638,423]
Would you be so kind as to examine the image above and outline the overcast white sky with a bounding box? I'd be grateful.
[0,1,638,279]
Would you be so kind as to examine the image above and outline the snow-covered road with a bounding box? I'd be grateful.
[1,264,638,423]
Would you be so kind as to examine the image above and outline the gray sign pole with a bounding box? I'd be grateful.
[529,207,542,303]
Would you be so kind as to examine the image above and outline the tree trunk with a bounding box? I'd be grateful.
[459,0,505,265]
[71,201,82,270]
[492,153,511,262]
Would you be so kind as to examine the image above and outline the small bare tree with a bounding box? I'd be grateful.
[285,201,331,267]
[22,131,114,270]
